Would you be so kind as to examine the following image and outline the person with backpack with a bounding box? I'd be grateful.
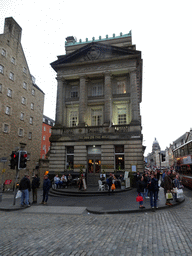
[32,174,40,204]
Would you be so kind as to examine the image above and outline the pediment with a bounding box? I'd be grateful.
[51,42,141,70]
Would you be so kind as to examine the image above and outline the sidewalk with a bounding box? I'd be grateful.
[0,187,185,214]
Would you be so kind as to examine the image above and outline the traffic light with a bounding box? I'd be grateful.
[19,151,27,169]
[9,151,18,169]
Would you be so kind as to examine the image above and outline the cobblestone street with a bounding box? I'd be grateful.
[0,188,192,256]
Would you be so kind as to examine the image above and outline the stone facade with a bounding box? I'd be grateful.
[50,33,144,184]
[0,17,44,185]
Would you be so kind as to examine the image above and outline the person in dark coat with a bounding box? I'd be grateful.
[40,175,51,205]
[148,172,159,209]
[164,170,173,206]
[19,174,31,207]
[32,174,40,204]
[137,175,145,208]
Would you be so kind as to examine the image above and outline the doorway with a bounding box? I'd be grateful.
[88,156,101,173]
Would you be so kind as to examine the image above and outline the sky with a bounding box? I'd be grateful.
[1,0,192,156]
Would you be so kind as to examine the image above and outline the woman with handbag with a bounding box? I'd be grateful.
[136,175,145,209]
[164,170,173,206]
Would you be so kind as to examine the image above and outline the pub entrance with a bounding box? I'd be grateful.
[87,146,101,185]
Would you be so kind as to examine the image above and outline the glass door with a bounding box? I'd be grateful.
[88,156,101,173]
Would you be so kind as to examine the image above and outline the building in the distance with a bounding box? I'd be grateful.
[40,115,55,159]
[0,17,44,184]
[50,32,144,184]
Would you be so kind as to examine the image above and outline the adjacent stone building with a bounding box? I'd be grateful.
[0,17,44,185]
[50,32,144,184]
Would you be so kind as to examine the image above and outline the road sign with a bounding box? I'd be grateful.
[0,157,7,162]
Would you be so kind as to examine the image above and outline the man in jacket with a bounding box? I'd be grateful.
[41,175,51,205]
[19,174,31,207]
[148,172,159,209]
[32,174,40,204]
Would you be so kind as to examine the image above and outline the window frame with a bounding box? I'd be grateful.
[0,64,4,74]
[9,72,14,81]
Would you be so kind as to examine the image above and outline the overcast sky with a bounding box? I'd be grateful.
[1,0,192,156]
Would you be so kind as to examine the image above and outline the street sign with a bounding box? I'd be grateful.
[0,157,7,162]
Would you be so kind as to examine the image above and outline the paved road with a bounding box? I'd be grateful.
[0,188,192,255]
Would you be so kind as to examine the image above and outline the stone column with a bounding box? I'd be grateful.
[79,76,87,126]
[62,80,67,126]
[130,71,140,121]
[55,78,63,125]
[104,72,112,125]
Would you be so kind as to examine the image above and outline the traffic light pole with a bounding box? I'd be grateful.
[13,151,21,205]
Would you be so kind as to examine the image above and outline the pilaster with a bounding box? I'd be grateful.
[130,71,140,121]
[55,78,63,125]
[79,76,87,126]
[104,72,112,125]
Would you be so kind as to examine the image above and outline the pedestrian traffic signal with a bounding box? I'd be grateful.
[19,151,27,169]
[9,151,18,169]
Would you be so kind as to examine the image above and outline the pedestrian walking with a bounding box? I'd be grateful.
[164,170,173,206]
[32,174,40,204]
[40,175,51,205]
[148,172,159,209]
[19,174,31,207]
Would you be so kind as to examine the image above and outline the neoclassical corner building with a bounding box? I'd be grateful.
[50,32,144,184]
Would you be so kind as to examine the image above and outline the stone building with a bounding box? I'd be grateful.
[0,17,44,185]
[50,32,144,184]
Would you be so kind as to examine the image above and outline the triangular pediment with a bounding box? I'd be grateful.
[51,42,141,70]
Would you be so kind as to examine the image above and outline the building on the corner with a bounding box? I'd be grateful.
[40,115,55,159]
[50,32,144,184]
[0,17,44,184]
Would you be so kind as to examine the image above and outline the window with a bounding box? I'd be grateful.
[29,117,33,124]
[91,109,102,126]
[21,97,26,105]
[48,120,50,125]
[32,89,35,96]
[117,81,126,94]
[18,128,24,137]
[70,111,78,127]
[118,107,126,125]
[71,86,78,98]
[92,85,103,96]
[28,132,32,140]
[1,49,6,57]
[23,82,27,89]
[115,145,124,170]
[66,146,74,170]
[31,103,34,110]
[20,112,24,120]
[23,67,27,74]
[44,126,46,131]
[11,57,15,64]
[9,72,14,81]
[3,124,9,133]
[0,64,4,74]
[5,106,11,115]
[49,128,51,133]
[7,88,12,97]
[0,84,2,93]
[43,135,46,140]
[43,117,45,122]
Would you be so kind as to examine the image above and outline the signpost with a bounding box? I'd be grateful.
[1,158,7,192]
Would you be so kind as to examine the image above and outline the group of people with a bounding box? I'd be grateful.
[19,174,51,207]
[100,173,125,194]
[53,174,72,188]
[136,168,182,209]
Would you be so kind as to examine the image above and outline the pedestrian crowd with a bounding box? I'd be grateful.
[136,167,183,210]
[18,173,51,207]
